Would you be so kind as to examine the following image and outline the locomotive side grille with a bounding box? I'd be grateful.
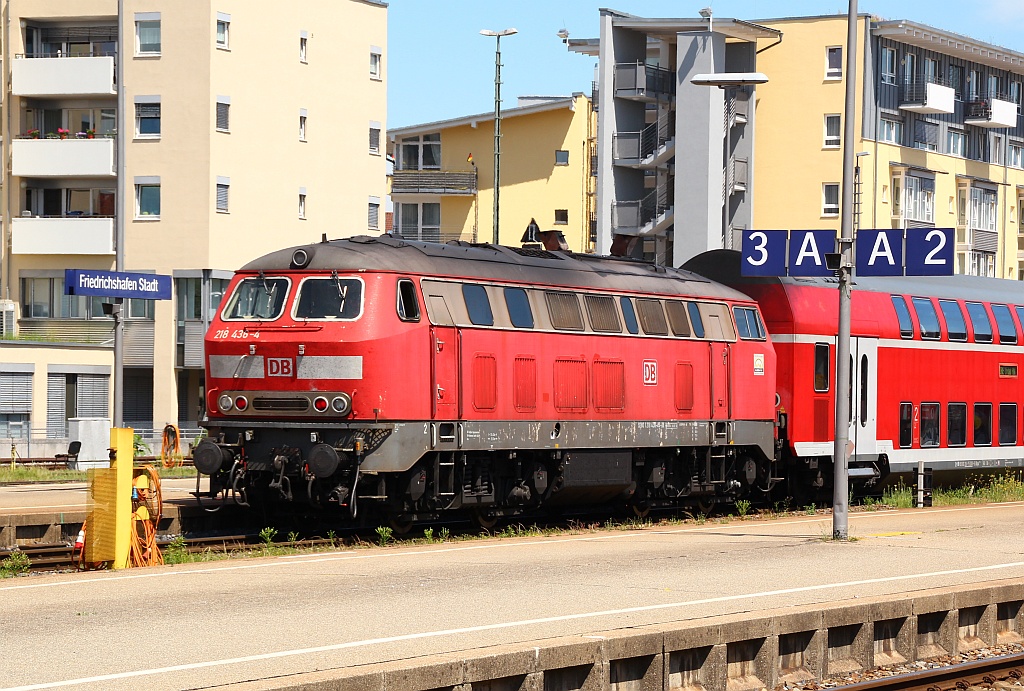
[253,396,310,412]
[514,357,537,411]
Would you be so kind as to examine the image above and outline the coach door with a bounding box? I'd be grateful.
[428,295,460,420]
[849,337,878,456]
[709,341,732,421]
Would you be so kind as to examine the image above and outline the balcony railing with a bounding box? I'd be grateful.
[614,62,675,102]
[11,216,114,255]
[612,113,675,166]
[965,92,1018,128]
[391,170,477,195]
[612,185,674,234]
[899,78,955,115]
[12,54,116,97]
[12,137,116,177]
[591,80,599,112]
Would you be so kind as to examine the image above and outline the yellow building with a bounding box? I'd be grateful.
[753,15,1024,279]
[387,94,595,252]
[0,0,387,452]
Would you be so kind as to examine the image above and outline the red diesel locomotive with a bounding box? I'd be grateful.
[194,236,781,526]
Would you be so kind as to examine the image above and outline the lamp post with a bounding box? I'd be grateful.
[480,28,517,246]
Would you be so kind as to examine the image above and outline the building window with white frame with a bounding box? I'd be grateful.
[554,209,568,225]
[947,129,966,157]
[135,14,161,55]
[135,177,160,219]
[299,110,307,141]
[822,183,840,216]
[298,189,306,219]
[879,117,903,145]
[216,177,229,213]
[1010,142,1024,169]
[1011,81,1022,112]
[988,74,1000,98]
[400,133,441,170]
[216,97,230,132]
[825,46,842,79]
[299,32,308,62]
[368,197,380,230]
[903,53,916,86]
[134,98,161,138]
[924,57,938,83]
[992,133,1005,166]
[216,13,230,49]
[948,64,963,99]
[396,202,440,243]
[369,123,381,155]
[904,176,935,223]
[881,47,896,85]
[969,187,997,232]
[370,47,382,79]
[823,114,841,148]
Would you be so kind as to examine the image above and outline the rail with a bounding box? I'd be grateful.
[901,76,951,103]
[836,651,1024,691]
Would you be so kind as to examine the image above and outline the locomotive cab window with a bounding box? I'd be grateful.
[814,343,830,392]
[899,402,912,448]
[999,403,1018,445]
[891,295,914,338]
[504,287,533,329]
[636,299,668,336]
[619,297,639,334]
[294,277,362,320]
[688,302,706,338]
[911,297,940,340]
[734,306,766,340]
[973,403,992,446]
[965,302,992,343]
[920,403,940,447]
[665,301,691,337]
[222,276,290,321]
[584,295,621,333]
[991,304,1017,344]
[396,279,420,322]
[948,403,967,447]
[938,300,966,342]
[462,284,494,326]
[546,291,584,331]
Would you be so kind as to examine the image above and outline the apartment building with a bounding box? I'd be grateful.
[574,11,1024,277]
[0,0,387,449]
[388,94,595,252]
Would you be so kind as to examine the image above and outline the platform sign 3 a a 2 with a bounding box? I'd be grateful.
[740,229,836,277]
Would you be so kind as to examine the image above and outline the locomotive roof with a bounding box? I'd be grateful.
[685,250,1024,304]
[239,235,753,301]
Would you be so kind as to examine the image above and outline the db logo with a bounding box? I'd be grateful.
[267,358,293,377]
[643,360,658,386]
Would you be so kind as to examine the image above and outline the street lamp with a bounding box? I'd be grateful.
[480,28,517,246]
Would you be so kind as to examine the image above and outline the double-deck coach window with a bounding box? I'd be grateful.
[1000,403,1018,445]
[814,343,830,392]
[911,297,940,339]
[991,304,1017,344]
[920,403,940,447]
[938,300,967,341]
[965,302,992,343]
[462,284,493,326]
[948,403,967,446]
[504,287,533,329]
[899,403,912,448]
[891,296,914,338]
[973,403,992,446]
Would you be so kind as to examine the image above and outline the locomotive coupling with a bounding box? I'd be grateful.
[194,438,233,475]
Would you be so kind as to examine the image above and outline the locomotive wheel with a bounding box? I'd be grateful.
[387,515,415,535]
[696,497,715,515]
[630,502,651,519]
[472,509,499,530]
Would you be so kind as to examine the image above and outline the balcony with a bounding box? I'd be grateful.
[614,62,675,103]
[899,79,955,115]
[965,94,1018,128]
[12,137,115,177]
[612,187,674,236]
[11,217,114,255]
[390,170,476,196]
[12,55,115,97]
[612,113,675,168]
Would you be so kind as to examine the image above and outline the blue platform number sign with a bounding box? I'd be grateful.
[905,227,954,276]
[787,230,836,277]
[740,229,787,276]
[855,229,904,277]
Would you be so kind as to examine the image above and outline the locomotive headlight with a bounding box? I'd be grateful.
[331,393,352,415]
[312,396,329,413]
[218,394,233,413]
[234,395,249,411]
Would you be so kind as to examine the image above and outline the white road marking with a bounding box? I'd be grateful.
[5,560,1024,691]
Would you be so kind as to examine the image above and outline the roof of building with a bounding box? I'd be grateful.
[872,19,1024,72]
[389,94,584,139]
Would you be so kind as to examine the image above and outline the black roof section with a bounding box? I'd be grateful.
[239,236,751,301]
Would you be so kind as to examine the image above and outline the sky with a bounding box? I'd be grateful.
[386,0,1024,129]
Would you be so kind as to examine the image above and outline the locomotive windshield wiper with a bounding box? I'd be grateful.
[331,270,348,313]
[258,270,272,297]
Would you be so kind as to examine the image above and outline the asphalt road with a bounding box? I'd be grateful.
[2,502,1024,691]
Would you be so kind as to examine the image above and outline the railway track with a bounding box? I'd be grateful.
[794,651,1024,691]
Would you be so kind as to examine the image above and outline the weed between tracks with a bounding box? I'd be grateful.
[0,465,197,484]
[0,550,30,577]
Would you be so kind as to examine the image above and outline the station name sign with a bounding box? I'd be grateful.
[740,228,954,277]
[64,269,172,300]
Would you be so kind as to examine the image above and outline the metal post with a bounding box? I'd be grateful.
[832,0,858,540]
[492,35,502,246]
[114,0,126,427]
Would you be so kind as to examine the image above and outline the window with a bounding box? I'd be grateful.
[924,57,938,83]
[911,297,940,339]
[688,303,705,338]
[991,304,1017,344]
[135,182,160,218]
[298,190,306,219]
[814,344,830,392]
[395,202,440,242]
[1016,306,1024,335]
[620,297,639,334]
[555,149,570,165]
[504,288,533,328]
[993,133,1005,166]
[299,112,307,141]
[948,403,967,446]
[948,64,963,99]
[998,403,1018,446]
[1012,81,1022,110]
[400,134,440,170]
[903,53,916,86]
[135,16,160,55]
[215,178,229,213]
[904,176,934,223]
[370,49,382,79]
[216,99,230,132]
[216,15,230,49]
[920,402,939,447]
[369,126,381,155]
[988,74,1000,98]
[826,46,842,79]
[969,187,997,230]
[299,33,307,62]
[892,296,914,338]
[879,118,903,145]
[397,279,420,322]
[135,102,160,137]
[665,301,691,337]
[554,209,568,225]
[914,120,938,151]
[897,399,913,448]
[1010,143,1023,169]
[974,403,992,446]
[222,277,290,321]
[734,306,766,340]
[636,299,668,336]
[881,47,897,85]
[368,201,379,229]
[892,176,902,217]
[461,285,493,326]
[546,292,584,331]
[938,300,966,341]
[585,295,621,333]
[824,114,841,148]
[947,129,965,157]
[293,278,362,320]
[822,183,840,216]
[965,302,993,343]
